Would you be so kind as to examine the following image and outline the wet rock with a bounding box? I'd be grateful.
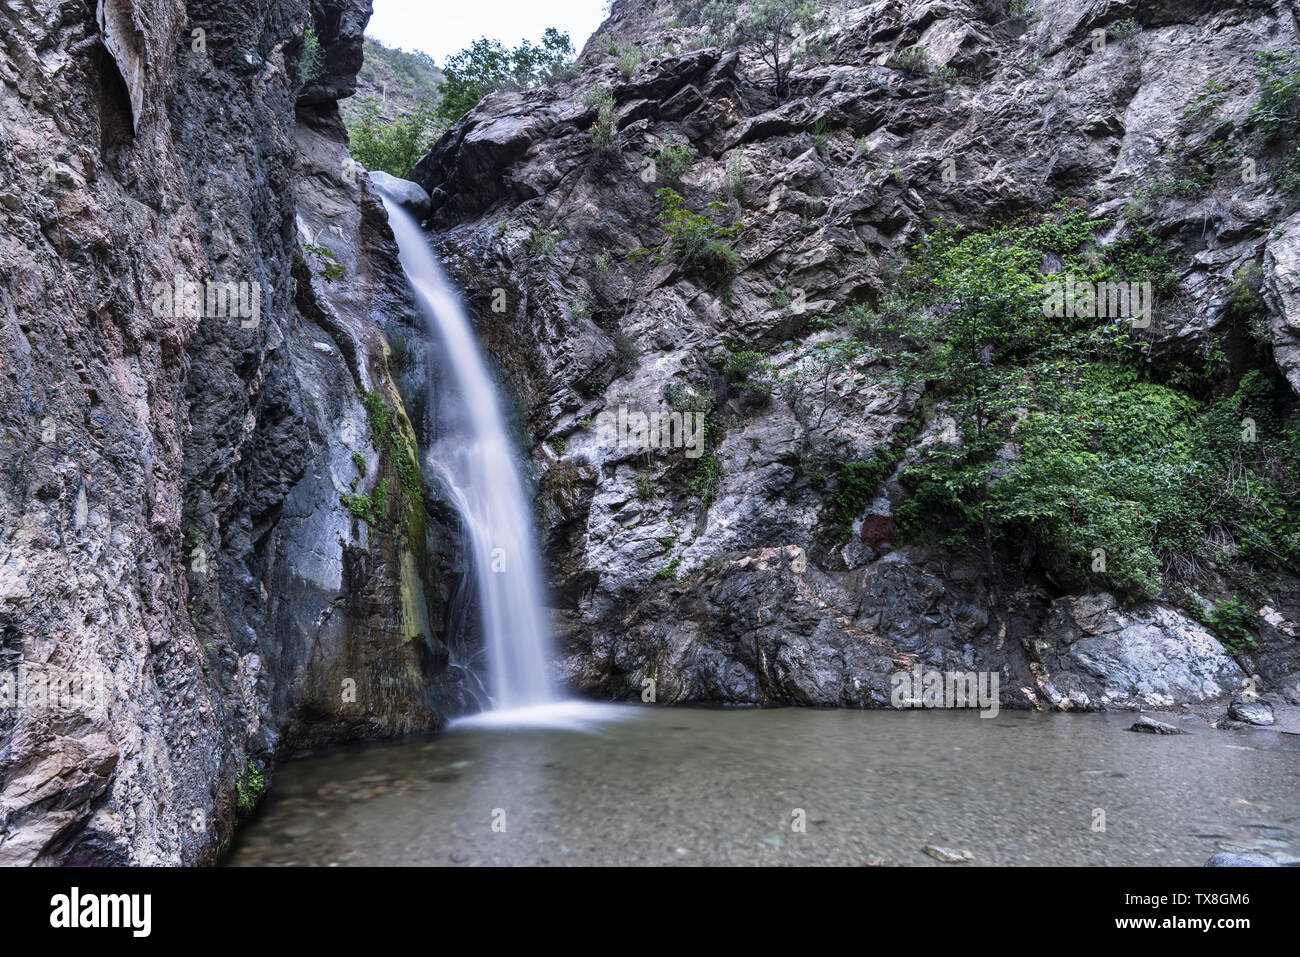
[859,514,893,549]
[1129,715,1186,735]
[1228,696,1276,726]
[0,0,464,865]
[923,845,974,863]
[367,171,432,221]
[1205,853,1279,867]
[1264,211,1300,396]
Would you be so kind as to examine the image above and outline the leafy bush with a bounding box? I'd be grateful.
[236,762,266,813]
[527,227,562,257]
[1247,50,1300,198]
[650,141,698,182]
[929,65,959,89]
[617,48,643,77]
[299,27,324,87]
[889,45,929,75]
[725,151,748,200]
[304,243,345,283]
[345,98,442,178]
[845,292,913,347]
[1107,18,1141,41]
[721,349,773,398]
[636,472,658,500]
[1206,597,1256,652]
[866,214,1299,597]
[585,84,620,152]
[436,28,574,127]
[810,119,833,154]
[630,188,745,290]
[668,382,723,507]
[341,478,388,524]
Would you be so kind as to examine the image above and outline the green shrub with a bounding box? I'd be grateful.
[890,45,929,75]
[1107,18,1141,41]
[810,119,833,154]
[653,556,682,581]
[865,214,1299,597]
[636,472,658,500]
[345,98,442,179]
[299,27,324,87]
[650,141,698,182]
[725,152,748,200]
[617,48,643,77]
[929,65,959,89]
[304,243,346,283]
[721,349,773,397]
[527,227,563,256]
[1206,597,1256,652]
[629,188,745,291]
[341,478,388,524]
[236,761,266,813]
[585,84,620,152]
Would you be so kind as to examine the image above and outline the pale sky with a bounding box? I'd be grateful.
[365,0,612,64]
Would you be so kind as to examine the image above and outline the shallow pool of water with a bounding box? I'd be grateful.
[226,706,1299,866]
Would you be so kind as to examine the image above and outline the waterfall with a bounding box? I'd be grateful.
[378,193,555,711]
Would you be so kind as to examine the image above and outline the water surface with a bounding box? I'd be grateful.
[227,706,1299,866]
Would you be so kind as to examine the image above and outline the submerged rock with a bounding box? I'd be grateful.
[1129,715,1186,735]
[1205,853,1279,867]
[923,845,974,864]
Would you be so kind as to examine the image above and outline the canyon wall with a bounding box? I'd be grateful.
[0,0,465,865]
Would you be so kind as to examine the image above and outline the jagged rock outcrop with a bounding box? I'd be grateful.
[0,0,465,865]
[413,0,1299,708]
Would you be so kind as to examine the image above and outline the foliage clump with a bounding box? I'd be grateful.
[673,0,821,99]
[846,211,1299,600]
[630,188,745,292]
[345,99,441,179]
[436,29,575,127]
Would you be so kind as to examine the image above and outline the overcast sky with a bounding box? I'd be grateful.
[365,0,612,63]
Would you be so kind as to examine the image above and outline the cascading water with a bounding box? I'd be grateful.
[379,192,555,712]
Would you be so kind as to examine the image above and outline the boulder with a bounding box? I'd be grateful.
[1129,715,1186,735]
[1205,853,1279,867]
[1029,595,1246,709]
[368,171,432,221]
[1228,695,1276,726]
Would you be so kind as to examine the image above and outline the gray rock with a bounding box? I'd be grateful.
[923,845,974,863]
[1228,696,1276,726]
[1029,595,1245,710]
[0,0,467,866]
[1129,715,1186,735]
[368,170,432,221]
[1205,853,1279,867]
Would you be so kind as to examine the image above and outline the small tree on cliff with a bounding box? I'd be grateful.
[674,0,820,99]
[435,28,575,127]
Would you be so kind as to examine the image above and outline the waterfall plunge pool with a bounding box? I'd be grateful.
[226,705,1298,866]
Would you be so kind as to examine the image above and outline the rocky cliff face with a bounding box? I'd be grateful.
[413,0,1300,711]
[4,0,1300,866]
[0,0,466,865]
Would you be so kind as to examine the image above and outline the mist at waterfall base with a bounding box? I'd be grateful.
[379,191,626,732]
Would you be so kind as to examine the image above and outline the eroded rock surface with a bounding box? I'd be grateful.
[0,0,465,865]
[413,0,1299,710]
